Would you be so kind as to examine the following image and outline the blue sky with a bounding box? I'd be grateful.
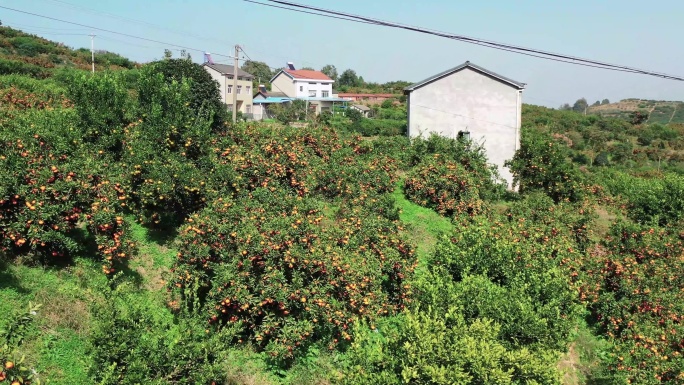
[2,0,683,107]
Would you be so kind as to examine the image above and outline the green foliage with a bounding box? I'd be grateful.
[506,130,585,202]
[88,278,228,384]
[0,302,42,385]
[601,171,684,226]
[404,156,484,217]
[67,71,133,154]
[320,64,338,82]
[148,58,225,130]
[269,100,307,125]
[242,60,273,89]
[420,212,582,351]
[0,58,50,78]
[338,69,361,87]
[576,222,684,384]
[343,311,561,385]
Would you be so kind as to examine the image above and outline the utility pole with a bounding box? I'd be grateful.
[232,44,240,124]
[90,33,96,73]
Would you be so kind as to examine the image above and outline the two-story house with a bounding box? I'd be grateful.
[203,63,255,116]
[269,63,347,114]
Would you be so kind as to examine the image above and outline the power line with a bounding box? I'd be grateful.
[0,5,240,61]
[246,0,684,82]
[36,0,318,70]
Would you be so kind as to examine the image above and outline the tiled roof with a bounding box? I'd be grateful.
[283,69,333,81]
[204,63,254,79]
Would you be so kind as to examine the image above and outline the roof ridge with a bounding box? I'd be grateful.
[404,61,525,92]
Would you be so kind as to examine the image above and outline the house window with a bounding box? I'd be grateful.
[227,104,233,111]
[227,85,233,94]
[309,90,317,97]
[227,75,234,80]
[457,130,470,141]
[237,85,242,95]
[300,85,303,92]
[309,82,317,85]
[246,105,252,113]
[246,86,251,94]
[321,91,329,98]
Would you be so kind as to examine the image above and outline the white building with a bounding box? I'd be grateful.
[268,63,348,115]
[404,61,526,189]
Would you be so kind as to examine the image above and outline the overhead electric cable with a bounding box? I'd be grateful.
[0,5,240,61]
[244,0,684,82]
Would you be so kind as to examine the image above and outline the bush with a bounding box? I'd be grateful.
[404,155,484,217]
[506,130,585,202]
[577,222,684,384]
[419,210,582,351]
[88,279,228,384]
[171,189,416,362]
[67,71,134,156]
[148,58,226,130]
[0,58,50,79]
[601,171,684,226]
[594,151,610,167]
[343,310,562,384]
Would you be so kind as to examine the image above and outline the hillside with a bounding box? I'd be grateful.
[1,27,684,385]
[588,98,684,124]
[0,26,136,78]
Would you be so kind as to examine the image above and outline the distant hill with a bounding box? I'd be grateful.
[588,99,684,124]
[0,26,137,78]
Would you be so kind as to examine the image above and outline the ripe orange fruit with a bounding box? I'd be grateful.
[4,362,13,370]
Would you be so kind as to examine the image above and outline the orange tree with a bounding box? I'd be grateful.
[404,155,485,217]
[579,221,684,384]
[506,130,586,203]
[0,87,134,274]
[170,125,416,363]
[417,194,589,352]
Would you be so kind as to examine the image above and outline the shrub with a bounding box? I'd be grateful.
[577,222,684,384]
[171,189,416,362]
[594,151,610,167]
[343,310,562,384]
[419,211,582,351]
[0,302,42,385]
[0,58,50,79]
[0,110,93,263]
[148,58,226,130]
[88,279,228,384]
[602,172,684,226]
[403,155,484,217]
[506,130,585,203]
[67,71,134,156]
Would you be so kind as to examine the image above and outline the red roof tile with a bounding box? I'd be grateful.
[338,93,398,98]
[284,69,332,81]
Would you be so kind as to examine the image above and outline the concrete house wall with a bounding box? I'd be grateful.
[204,65,254,114]
[270,73,297,98]
[406,64,524,189]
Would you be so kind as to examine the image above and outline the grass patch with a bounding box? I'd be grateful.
[558,317,612,385]
[127,218,178,292]
[391,181,453,260]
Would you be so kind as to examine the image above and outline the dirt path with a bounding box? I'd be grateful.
[669,103,678,124]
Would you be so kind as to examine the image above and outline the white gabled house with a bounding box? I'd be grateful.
[404,61,526,189]
[263,62,348,115]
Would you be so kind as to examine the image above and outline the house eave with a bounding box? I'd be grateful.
[404,61,526,92]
